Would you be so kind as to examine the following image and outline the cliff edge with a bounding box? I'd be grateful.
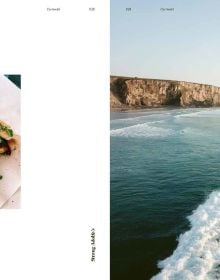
[110,76,220,109]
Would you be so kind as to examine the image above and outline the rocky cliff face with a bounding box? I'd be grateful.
[110,76,220,109]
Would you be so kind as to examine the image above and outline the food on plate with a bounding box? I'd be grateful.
[0,121,18,155]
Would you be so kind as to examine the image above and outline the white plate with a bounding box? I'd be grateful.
[0,76,20,208]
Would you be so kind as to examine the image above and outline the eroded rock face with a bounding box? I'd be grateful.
[110,76,220,109]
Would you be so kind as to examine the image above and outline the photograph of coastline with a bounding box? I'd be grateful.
[110,1,220,279]
[0,75,20,209]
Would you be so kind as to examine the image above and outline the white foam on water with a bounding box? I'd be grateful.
[180,127,204,137]
[175,108,220,119]
[151,191,220,280]
[175,111,204,119]
[111,113,170,124]
[110,123,172,138]
[111,115,155,124]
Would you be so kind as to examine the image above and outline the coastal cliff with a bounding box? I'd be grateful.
[110,76,220,109]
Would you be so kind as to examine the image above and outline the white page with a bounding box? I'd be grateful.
[0,1,109,280]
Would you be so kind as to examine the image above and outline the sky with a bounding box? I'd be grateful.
[111,0,220,86]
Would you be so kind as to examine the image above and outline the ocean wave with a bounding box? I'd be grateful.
[111,115,154,124]
[111,114,169,124]
[175,111,203,119]
[110,123,173,138]
[175,109,220,119]
[180,127,204,136]
[151,191,220,280]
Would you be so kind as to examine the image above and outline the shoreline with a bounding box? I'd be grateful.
[110,105,216,112]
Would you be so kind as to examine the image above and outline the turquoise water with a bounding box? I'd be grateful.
[110,108,220,280]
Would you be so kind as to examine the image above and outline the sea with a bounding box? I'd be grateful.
[110,107,220,280]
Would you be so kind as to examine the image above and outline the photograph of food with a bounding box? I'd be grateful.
[0,75,20,209]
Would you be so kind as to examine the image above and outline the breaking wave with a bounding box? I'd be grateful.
[111,112,171,124]
[151,191,220,280]
[175,111,204,119]
[110,123,173,138]
[110,115,155,124]
[175,108,220,119]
